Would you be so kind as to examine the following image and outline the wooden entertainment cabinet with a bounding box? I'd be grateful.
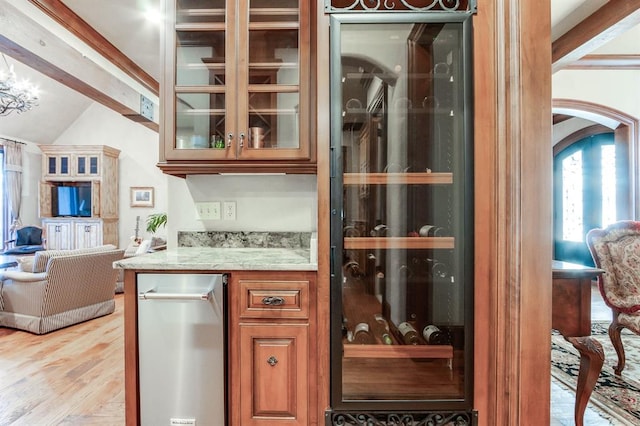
[38,145,120,250]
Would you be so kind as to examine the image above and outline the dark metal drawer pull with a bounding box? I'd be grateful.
[267,356,278,366]
[262,296,285,306]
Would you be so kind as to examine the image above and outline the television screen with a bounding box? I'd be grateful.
[77,186,92,217]
[52,186,91,217]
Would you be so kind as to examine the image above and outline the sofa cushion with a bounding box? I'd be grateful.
[32,245,118,273]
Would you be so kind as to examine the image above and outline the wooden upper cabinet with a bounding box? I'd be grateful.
[159,0,315,176]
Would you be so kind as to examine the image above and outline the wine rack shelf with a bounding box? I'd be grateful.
[343,343,453,359]
[344,236,455,250]
[343,172,453,185]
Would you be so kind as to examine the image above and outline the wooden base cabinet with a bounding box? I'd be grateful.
[230,271,316,426]
[239,324,309,425]
[43,218,117,250]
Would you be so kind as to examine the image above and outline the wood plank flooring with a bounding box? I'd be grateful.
[0,295,125,426]
[0,286,621,425]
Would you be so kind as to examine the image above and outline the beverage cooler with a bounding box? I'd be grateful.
[326,5,476,425]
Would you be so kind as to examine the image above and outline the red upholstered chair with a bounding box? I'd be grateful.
[586,220,640,375]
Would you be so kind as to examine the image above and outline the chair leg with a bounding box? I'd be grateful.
[608,315,626,375]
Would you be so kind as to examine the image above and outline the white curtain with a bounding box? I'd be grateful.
[2,140,23,235]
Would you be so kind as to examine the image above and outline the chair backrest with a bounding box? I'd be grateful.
[15,226,44,246]
[586,220,640,313]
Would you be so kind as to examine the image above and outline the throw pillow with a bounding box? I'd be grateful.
[17,257,35,273]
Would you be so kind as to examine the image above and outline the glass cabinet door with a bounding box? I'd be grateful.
[164,0,310,163]
[329,13,473,415]
[171,0,231,158]
[237,0,309,159]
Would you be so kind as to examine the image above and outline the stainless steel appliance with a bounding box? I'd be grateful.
[137,273,226,426]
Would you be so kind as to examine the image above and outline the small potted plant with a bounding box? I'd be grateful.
[146,212,167,234]
[146,212,167,250]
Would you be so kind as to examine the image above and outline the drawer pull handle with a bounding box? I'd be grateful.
[262,296,284,306]
[267,356,278,366]
[262,296,285,306]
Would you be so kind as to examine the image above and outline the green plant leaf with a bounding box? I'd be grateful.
[146,212,167,233]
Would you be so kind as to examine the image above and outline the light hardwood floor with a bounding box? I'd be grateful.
[0,295,125,426]
[0,288,621,425]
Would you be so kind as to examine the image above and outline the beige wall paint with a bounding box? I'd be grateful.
[166,174,317,248]
[553,70,640,120]
[50,102,166,247]
[18,101,317,249]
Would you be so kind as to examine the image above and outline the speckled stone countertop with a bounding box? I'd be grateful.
[113,247,317,271]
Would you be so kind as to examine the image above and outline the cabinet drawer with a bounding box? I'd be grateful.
[239,280,309,319]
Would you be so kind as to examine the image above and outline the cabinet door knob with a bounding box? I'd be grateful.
[239,132,245,148]
[227,133,233,148]
[262,296,285,306]
[267,356,278,366]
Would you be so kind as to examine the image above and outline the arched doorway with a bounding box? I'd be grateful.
[552,99,639,264]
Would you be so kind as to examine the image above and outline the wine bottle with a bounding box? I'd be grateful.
[344,259,364,279]
[422,324,448,345]
[372,314,393,345]
[398,322,421,345]
[425,258,449,279]
[352,322,374,344]
[370,223,389,237]
[418,224,446,237]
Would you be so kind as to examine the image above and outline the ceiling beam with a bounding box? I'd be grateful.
[27,0,159,96]
[565,54,640,70]
[552,0,640,73]
[0,1,158,132]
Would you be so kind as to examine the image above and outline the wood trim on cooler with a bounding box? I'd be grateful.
[474,0,552,423]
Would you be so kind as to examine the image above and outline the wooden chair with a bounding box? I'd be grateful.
[2,225,46,255]
[586,220,640,375]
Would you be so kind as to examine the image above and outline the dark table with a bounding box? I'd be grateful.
[0,255,18,269]
[552,260,605,426]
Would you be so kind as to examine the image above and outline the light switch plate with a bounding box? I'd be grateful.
[196,201,221,220]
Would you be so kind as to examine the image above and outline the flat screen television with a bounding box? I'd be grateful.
[52,185,92,217]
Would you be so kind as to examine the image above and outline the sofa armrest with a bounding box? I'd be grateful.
[0,271,47,282]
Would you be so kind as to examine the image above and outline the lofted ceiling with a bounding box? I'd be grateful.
[0,0,639,145]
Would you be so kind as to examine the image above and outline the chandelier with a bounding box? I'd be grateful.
[0,55,39,116]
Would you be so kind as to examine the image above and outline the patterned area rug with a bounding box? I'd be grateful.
[551,322,640,424]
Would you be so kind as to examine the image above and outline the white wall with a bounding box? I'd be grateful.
[20,101,317,249]
[51,102,167,247]
[553,70,640,120]
[166,174,317,248]
[552,26,640,120]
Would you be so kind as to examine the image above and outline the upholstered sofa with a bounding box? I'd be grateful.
[0,245,124,334]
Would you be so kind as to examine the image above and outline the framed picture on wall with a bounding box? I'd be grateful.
[130,187,154,208]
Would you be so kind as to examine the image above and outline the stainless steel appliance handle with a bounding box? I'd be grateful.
[138,290,211,301]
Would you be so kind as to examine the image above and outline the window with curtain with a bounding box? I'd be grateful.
[0,148,4,246]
